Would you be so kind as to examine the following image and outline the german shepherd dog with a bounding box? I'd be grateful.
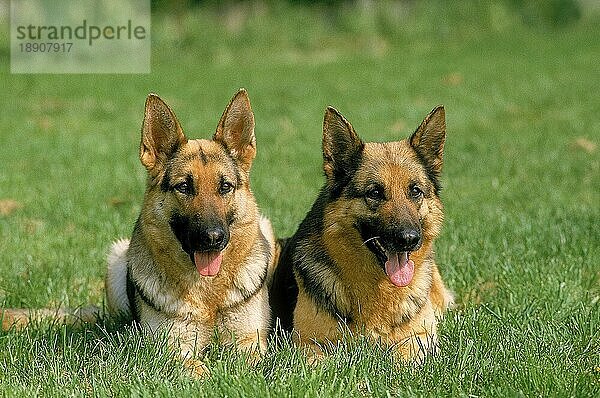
[270,106,453,360]
[105,89,275,372]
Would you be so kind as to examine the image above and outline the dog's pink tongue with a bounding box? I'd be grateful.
[193,251,222,277]
[385,252,414,287]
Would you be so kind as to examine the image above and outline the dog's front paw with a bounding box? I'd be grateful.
[183,358,209,378]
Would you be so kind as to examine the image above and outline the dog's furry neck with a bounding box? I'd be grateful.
[126,214,271,321]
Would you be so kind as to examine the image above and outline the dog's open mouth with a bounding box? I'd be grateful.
[366,238,415,288]
[192,251,223,277]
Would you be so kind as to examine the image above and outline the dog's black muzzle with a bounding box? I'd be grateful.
[358,220,422,265]
[170,214,230,257]
[189,225,229,252]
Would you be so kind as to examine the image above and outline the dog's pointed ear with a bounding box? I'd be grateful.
[322,106,364,185]
[140,94,187,174]
[213,89,256,173]
[409,106,446,175]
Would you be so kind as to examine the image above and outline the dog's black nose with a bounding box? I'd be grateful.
[200,227,227,250]
[399,228,421,250]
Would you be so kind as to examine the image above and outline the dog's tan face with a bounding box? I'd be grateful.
[321,106,446,287]
[138,90,256,276]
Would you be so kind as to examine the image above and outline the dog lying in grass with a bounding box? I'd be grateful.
[0,90,275,378]
[270,105,454,361]
[105,89,276,375]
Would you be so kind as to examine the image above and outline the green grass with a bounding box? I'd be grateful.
[1,2,599,396]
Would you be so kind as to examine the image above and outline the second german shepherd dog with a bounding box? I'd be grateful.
[105,89,275,372]
[270,105,454,360]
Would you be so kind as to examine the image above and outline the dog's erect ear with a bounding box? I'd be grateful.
[140,94,187,174]
[409,106,446,175]
[213,89,256,173]
[322,106,364,186]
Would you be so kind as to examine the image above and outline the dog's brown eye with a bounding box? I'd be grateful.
[409,185,424,199]
[365,187,385,201]
[219,181,234,195]
[174,182,190,194]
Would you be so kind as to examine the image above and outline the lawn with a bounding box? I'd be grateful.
[0,1,598,396]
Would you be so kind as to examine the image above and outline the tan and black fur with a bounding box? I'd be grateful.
[270,106,453,360]
[105,89,275,371]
